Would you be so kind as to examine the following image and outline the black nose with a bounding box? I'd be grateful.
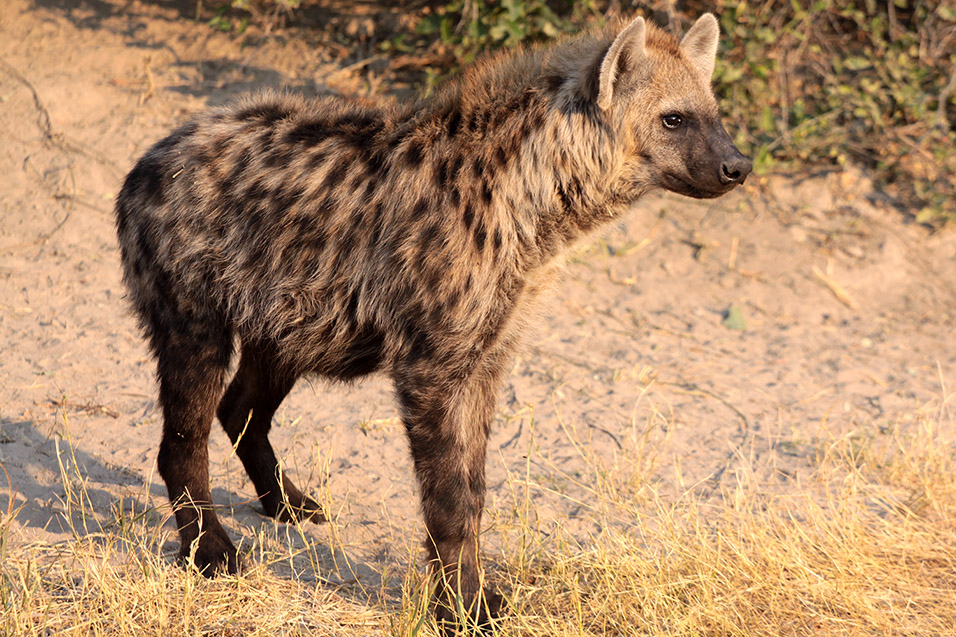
[719,154,753,185]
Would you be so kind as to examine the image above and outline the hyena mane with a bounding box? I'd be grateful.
[115,13,750,630]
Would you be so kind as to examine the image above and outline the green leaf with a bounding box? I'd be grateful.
[416,14,442,35]
[754,145,775,173]
[760,106,776,133]
[440,16,454,44]
[844,56,871,71]
[722,305,747,331]
[505,19,524,44]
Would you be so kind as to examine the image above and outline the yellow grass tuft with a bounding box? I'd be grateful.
[2,405,954,636]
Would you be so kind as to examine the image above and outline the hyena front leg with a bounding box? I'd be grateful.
[216,342,324,523]
[154,323,238,575]
[395,359,506,629]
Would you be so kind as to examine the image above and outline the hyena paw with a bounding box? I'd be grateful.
[180,529,241,577]
[435,588,504,634]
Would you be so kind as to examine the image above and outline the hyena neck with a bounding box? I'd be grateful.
[410,38,639,273]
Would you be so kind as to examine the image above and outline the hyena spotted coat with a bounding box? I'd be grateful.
[116,13,750,626]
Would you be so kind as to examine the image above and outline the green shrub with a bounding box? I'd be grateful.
[409,0,956,224]
[711,0,956,223]
[203,1,956,224]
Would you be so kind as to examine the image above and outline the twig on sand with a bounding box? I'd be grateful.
[665,381,749,433]
[139,56,155,106]
[812,264,859,310]
[0,57,121,176]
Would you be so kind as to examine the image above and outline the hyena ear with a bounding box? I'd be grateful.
[596,17,647,111]
[680,13,720,84]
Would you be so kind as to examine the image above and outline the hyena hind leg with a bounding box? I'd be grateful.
[154,323,238,575]
[216,342,325,524]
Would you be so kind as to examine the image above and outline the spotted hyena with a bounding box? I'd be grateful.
[115,13,750,627]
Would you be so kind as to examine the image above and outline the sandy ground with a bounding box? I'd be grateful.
[2,0,955,591]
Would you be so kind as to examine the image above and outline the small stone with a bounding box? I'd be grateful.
[789,226,808,243]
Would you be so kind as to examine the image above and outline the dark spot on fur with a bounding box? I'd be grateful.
[123,156,167,208]
[446,109,461,138]
[466,110,483,133]
[495,146,510,168]
[543,72,565,93]
[568,176,584,200]
[135,223,155,263]
[346,288,360,320]
[268,186,301,217]
[220,146,252,195]
[462,203,474,230]
[348,206,366,235]
[404,322,435,364]
[528,108,546,131]
[245,179,271,202]
[265,146,294,169]
[449,155,463,177]
[338,231,357,259]
[307,150,328,169]
[473,156,487,178]
[421,222,441,248]
[446,287,460,310]
[473,219,487,253]
[556,183,574,214]
[412,198,428,219]
[426,269,443,297]
[284,120,335,146]
[334,115,384,150]
[337,324,384,379]
[520,89,534,110]
[404,141,423,166]
[365,149,389,176]
[493,227,502,252]
[325,161,349,186]
[435,159,449,188]
[234,103,289,125]
[481,181,493,205]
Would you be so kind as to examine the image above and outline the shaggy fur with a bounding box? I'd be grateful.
[115,13,750,627]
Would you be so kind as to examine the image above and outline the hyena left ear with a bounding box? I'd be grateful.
[680,13,720,84]
[597,17,647,111]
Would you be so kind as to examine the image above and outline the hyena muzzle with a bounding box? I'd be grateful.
[115,13,749,629]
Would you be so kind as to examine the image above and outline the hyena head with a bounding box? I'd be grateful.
[596,14,752,200]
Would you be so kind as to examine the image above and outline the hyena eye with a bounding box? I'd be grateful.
[661,113,683,129]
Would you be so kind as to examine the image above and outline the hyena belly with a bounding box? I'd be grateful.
[116,11,750,631]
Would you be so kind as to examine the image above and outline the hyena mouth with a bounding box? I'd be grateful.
[662,172,737,200]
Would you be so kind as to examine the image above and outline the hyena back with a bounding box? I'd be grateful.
[115,13,749,626]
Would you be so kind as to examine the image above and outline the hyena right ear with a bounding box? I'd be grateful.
[596,17,647,111]
[680,13,720,84]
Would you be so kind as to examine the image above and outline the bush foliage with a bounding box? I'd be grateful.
[213,0,956,224]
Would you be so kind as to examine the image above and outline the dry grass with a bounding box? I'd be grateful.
[2,404,955,636]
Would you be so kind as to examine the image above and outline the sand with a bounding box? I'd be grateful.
[2,0,954,589]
